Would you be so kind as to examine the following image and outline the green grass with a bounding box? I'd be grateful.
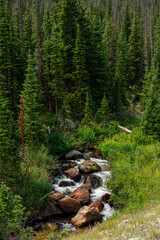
[100,129,160,210]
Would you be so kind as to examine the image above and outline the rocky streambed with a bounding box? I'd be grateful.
[35,150,114,232]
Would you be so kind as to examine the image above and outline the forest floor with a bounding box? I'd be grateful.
[64,200,160,240]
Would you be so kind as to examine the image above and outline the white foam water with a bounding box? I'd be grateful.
[52,156,114,229]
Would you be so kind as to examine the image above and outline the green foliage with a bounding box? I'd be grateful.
[78,125,96,145]
[142,42,160,137]
[128,11,145,88]
[0,74,20,183]
[101,130,159,209]
[0,182,33,240]
[46,226,69,240]
[47,131,76,156]
[22,53,44,146]
[18,158,52,213]
[96,94,110,122]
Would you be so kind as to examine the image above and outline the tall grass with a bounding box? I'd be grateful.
[100,130,160,210]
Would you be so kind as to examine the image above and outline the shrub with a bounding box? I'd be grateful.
[100,130,160,210]
[47,131,76,156]
[0,182,33,240]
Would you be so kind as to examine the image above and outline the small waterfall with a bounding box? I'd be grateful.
[52,155,114,228]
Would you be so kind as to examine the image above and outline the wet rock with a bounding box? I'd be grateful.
[58,197,81,213]
[89,200,104,213]
[58,180,75,187]
[69,161,77,168]
[79,160,101,174]
[66,150,83,160]
[78,183,92,192]
[90,149,103,159]
[86,175,102,189]
[40,199,62,219]
[69,186,90,205]
[64,168,81,182]
[49,192,65,204]
[101,164,111,171]
[101,193,111,203]
[71,206,102,227]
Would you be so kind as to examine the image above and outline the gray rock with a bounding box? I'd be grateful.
[65,150,83,160]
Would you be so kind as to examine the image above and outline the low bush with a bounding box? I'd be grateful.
[0,182,33,240]
[100,130,160,210]
[47,131,76,156]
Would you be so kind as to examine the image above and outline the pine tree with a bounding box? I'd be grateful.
[113,30,130,112]
[43,22,64,114]
[96,94,110,122]
[0,74,20,183]
[122,1,131,43]
[142,40,160,136]
[60,0,78,93]
[128,11,145,89]
[23,5,33,56]
[22,53,43,146]
[70,24,88,119]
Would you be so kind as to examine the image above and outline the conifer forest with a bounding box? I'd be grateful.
[1,0,160,239]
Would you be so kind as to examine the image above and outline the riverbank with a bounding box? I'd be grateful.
[64,200,160,240]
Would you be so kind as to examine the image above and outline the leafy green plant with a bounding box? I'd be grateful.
[101,130,160,210]
[0,182,33,240]
[46,226,69,240]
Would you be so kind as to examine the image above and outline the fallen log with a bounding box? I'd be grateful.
[118,125,132,134]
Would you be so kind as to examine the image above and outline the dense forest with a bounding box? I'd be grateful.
[1,0,160,239]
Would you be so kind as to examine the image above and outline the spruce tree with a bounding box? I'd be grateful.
[60,0,78,93]
[70,25,88,119]
[22,53,43,146]
[142,41,160,136]
[128,11,145,88]
[0,74,20,183]
[122,1,131,43]
[113,30,130,112]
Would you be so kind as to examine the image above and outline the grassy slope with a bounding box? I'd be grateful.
[64,201,160,240]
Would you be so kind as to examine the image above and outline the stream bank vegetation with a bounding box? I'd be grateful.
[1,0,160,239]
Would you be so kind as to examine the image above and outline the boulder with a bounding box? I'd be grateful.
[101,193,111,203]
[58,180,75,187]
[64,168,81,182]
[86,175,102,189]
[79,160,101,174]
[69,186,90,205]
[66,150,83,160]
[69,161,77,168]
[89,200,104,213]
[101,164,111,171]
[71,206,102,227]
[40,199,62,219]
[78,183,92,192]
[58,197,81,213]
[90,149,103,159]
[49,192,65,204]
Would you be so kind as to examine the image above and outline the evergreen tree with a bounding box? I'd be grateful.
[142,41,160,136]
[70,25,88,119]
[128,11,145,89]
[122,1,131,43]
[43,22,64,113]
[60,0,78,93]
[96,94,110,122]
[113,30,130,112]
[22,53,43,146]
[0,74,20,183]
[23,5,33,56]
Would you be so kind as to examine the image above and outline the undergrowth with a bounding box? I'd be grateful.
[100,129,160,210]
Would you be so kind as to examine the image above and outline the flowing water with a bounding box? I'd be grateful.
[51,155,114,230]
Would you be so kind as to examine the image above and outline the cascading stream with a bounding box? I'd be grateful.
[52,155,114,230]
